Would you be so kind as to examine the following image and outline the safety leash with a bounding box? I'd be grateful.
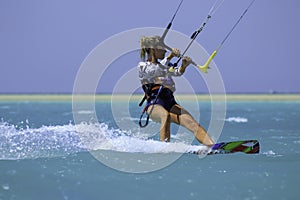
[139,85,163,128]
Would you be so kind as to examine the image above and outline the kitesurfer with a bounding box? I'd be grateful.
[138,35,214,146]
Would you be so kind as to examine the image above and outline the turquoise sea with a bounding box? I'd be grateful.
[0,94,300,200]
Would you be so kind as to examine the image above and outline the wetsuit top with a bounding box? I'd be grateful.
[138,57,183,92]
[138,57,183,111]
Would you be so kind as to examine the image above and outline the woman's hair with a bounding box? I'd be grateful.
[139,35,162,61]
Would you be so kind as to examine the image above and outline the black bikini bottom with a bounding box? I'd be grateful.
[146,88,177,112]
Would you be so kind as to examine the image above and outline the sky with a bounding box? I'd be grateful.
[0,0,299,94]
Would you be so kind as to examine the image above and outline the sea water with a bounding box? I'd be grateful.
[0,95,299,200]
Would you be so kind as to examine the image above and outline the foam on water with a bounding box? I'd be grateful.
[225,117,248,123]
[0,121,205,160]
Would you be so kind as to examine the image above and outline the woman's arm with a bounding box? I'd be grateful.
[166,48,180,62]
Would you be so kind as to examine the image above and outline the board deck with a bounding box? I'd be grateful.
[193,140,260,155]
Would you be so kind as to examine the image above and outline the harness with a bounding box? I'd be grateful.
[138,84,163,128]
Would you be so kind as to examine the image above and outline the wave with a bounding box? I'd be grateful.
[225,117,248,123]
[0,121,206,160]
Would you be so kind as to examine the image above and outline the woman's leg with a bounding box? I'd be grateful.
[147,105,171,142]
[169,104,214,146]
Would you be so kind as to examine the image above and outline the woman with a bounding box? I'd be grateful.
[138,35,214,146]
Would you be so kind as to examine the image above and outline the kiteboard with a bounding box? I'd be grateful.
[192,140,260,155]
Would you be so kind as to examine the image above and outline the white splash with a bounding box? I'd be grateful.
[0,121,206,160]
[225,117,248,123]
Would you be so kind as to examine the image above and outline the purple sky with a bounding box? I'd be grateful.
[1,0,299,93]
